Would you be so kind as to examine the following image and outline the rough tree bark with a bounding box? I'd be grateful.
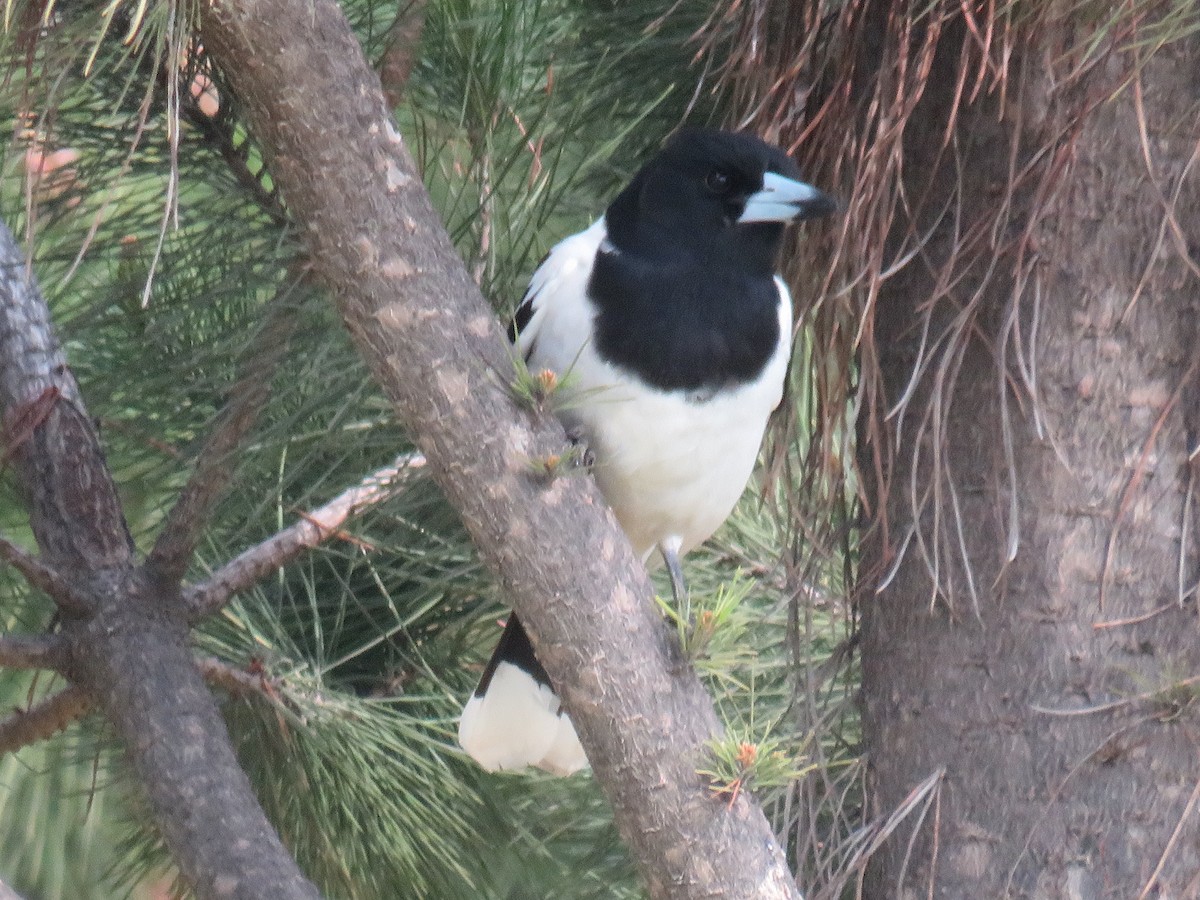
[197,1,803,898]
[860,18,1200,899]
[0,225,322,899]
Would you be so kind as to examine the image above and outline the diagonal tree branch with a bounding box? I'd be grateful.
[184,451,426,620]
[148,269,305,583]
[0,532,89,613]
[0,683,92,757]
[199,2,803,897]
[0,632,66,670]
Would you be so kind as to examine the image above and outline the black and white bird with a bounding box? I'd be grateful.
[458,128,835,775]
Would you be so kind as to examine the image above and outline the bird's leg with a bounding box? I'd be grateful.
[659,535,688,622]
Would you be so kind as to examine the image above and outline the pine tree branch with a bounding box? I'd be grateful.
[199,2,804,897]
[0,632,66,670]
[0,220,321,899]
[196,654,272,695]
[195,655,291,711]
[184,451,426,620]
[0,683,92,757]
[148,271,305,583]
[0,532,89,613]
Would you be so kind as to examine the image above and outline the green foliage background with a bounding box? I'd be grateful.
[0,0,856,897]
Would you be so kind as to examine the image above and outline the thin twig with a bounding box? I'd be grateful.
[148,272,306,583]
[0,533,89,613]
[181,91,290,228]
[1031,674,1200,718]
[184,451,427,619]
[0,683,92,757]
[195,654,284,705]
[1092,603,1173,630]
[0,632,66,670]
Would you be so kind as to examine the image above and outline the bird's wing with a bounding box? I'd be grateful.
[770,275,793,412]
[510,218,607,362]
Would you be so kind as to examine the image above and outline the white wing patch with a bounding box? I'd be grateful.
[770,275,793,412]
[514,218,607,363]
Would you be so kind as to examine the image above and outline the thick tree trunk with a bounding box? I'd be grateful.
[198,1,803,898]
[860,20,1200,899]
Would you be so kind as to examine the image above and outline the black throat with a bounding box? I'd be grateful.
[586,237,783,395]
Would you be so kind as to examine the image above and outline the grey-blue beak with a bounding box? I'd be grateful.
[738,172,837,224]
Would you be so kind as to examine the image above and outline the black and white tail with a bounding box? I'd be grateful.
[457,615,589,776]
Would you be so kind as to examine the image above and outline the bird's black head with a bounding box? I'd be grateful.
[604,128,835,274]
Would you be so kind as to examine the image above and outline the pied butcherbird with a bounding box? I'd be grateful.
[458,128,836,776]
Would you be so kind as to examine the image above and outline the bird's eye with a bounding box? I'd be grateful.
[704,169,732,194]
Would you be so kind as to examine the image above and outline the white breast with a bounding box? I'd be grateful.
[519,219,791,560]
